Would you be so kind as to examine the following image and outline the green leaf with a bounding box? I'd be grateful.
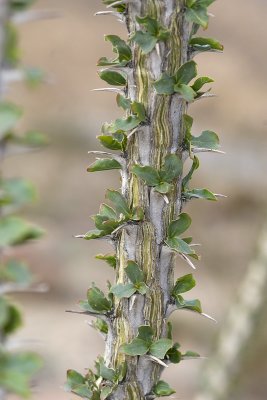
[120,338,149,356]
[95,254,116,269]
[135,282,149,295]
[168,213,191,238]
[97,134,126,151]
[19,131,48,147]
[154,73,175,95]
[150,339,173,359]
[191,130,220,149]
[0,178,36,209]
[153,380,176,397]
[185,188,217,201]
[98,70,126,86]
[136,15,159,36]
[185,6,209,29]
[98,35,131,67]
[116,94,131,110]
[105,115,141,133]
[191,76,214,92]
[110,283,136,299]
[132,165,160,186]
[99,361,116,382]
[173,274,196,295]
[125,261,144,284]
[87,158,121,172]
[102,0,125,12]
[159,154,183,183]
[176,295,202,313]
[0,352,42,398]
[0,216,43,247]
[87,287,112,313]
[174,83,196,102]
[83,229,106,240]
[106,190,130,217]
[182,350,200,358]
[131,101,146,122]
[0,260,32,284]
[132,31,157,54]
[92,318,109,335]
[166,344,182,364]
[154,182,173,194]
[190,37,224,52]
[137,325,154,344]
[166,237,194,255]
[182,156,200,189]
[66,369,85,387]
[175,61,197,85]
[0,103,22,139]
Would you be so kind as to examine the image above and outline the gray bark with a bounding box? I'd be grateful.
[103,1,191,398]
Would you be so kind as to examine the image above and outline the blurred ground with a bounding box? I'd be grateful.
[4,0,267,399]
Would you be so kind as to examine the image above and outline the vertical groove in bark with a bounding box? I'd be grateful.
[104,1,191,398]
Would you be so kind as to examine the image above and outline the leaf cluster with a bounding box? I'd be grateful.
[98,35,131,67]
[132,154,182,194]
[110,261,148,298]
[154,60,213,101]
[132,15,170,54]
[82,190,143,240]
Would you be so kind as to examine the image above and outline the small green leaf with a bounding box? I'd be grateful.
[83,229,105,240]
[125,261,144,284]
[87,287,112,313]
[131,101,146,122]
[176,295,202,313]
[174,83,196,102]
[67,370,85,387]
[168,213,192,238]
[98,70,126,86]
[150,339,173,359]
[106,190,130,217]
[173,274,196,295]
[120,338,149,356]
[185,6,209,29]
[95,254,116,269]
[185,188,217,201]
[136,15,159,36]
[110,283,136,299]
[99,361,116,382]
[182,156,200,189]
[153,380,176,397]
[137,325,154,344]
[154,182,173,194]
[132,31,157,54]
[92,318,109,335]
[159,154,183,183]
[191,76,213,92]
[97,134,126,151]
[0,103,22,138]
[190,37,224,52]
[182,350,201,358]
[87,158,121,172]
[98,35,131,67]
[166,237,194,255]
[154,73,175,95]
[116,94,131,110]
[136,282,149,295]
[191,130,220,149]
[166,344,182,364]
[132,165,160,186]
[175,61,197,85]
[0,216,43,247]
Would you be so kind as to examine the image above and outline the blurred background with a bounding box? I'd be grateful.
[4,0,267,399]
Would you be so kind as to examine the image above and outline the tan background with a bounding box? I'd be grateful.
[4,0,267,399]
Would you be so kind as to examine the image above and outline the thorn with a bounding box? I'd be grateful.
[179,253,197,270]
[74,234,85,239]
[163,194,169,204]
[106,0,126,8]
[94,11,123,21]
[193,148,226,155]
[127,127,139,140]
[214,193,227,198]
[92,88,124,94]
[155,43,161,57]
[181,356,208,360]
[146,355,169,368]
[201,312,217,323]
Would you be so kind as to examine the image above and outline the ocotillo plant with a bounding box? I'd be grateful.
[0,0,47,397]
[66,1,223,399]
